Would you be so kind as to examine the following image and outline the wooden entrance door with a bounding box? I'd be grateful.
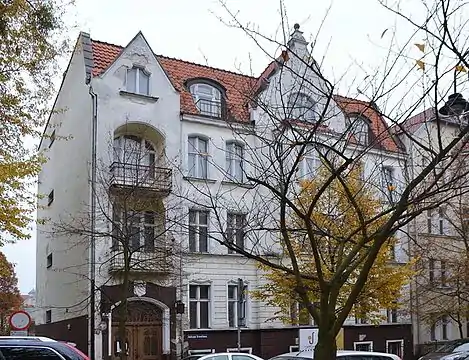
[111,300,163,360]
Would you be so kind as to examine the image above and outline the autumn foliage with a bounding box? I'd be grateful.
[0,251,23,334]
[0,0,71,243]
[253,166,414,324]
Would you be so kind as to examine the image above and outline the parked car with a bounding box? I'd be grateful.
[194,352,264,360]
[270,350,402,360]
[0,337,89,360]
[182,355,205,360]
[419,340,469,360]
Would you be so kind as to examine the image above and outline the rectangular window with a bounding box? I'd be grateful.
[439,207,446,235]
[382,166,395,202]
[189,284,210,329]
[290,301,311,326]
[430,322,436,341]
[226,213,246,253]
[429,258,435,285]
[48,190,54,206]
[226,142,244,182]
[45,310,51,324]
[46,253,52,269]
[387,308,398,323]
[126,67,150,95]
[427,209,432,233]
[228,284,247,328]
[49,130,56,148]
[300,147,320,179]
[441,260,447,287]
[189,209,209,253]
[354,342,373,352]
[442,315,449,340]
[386,340,404,358]
[188,136,208,179]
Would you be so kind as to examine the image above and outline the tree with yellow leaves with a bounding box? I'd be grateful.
[252,165,413,351]
[0,0,72,244]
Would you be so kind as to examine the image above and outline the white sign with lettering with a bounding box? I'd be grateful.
[299,328,319,352]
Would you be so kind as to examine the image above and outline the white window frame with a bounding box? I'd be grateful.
[438,206,446,235]
[427,209,433,234]
[190,83,222,117]
[226,212,246,253]
[386,308,398,323]
[226,348,253,354]
[227,282,248,328]
[348,115,370,146]
[188,349,215,355]
[299,146,320,179]
[226,141,244,182]
[288,92,316,122]
[353,341,373,352]
[188,136,209,179]
[188,209,209,253]
[386,339,404,358]
[290,301,314,326]
[113,210,159,252]
[188,284,211,329]
[126,66,150,95]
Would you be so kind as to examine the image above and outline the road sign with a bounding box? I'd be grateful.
[9,310,32,331]
[10,330,28,336]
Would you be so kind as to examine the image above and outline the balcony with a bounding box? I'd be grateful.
[195,98,225,119]
[108,247,172,275]
[110,162,172,195]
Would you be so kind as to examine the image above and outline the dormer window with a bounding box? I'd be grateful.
[126,67,150,95]
[189,83,222,118]
[288,92,316,122]
[347,114,371,146]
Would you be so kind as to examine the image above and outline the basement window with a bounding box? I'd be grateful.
[46,310,51,323]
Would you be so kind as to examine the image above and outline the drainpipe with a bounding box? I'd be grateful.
[89,84,98,360]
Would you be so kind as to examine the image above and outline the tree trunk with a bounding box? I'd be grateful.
[314,327,337,360]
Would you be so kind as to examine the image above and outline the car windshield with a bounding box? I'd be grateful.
[436,341,469,353]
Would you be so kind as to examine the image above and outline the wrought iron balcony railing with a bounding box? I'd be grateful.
[195,98,224,119]
[108,246,172,275]
[110,162,172,194]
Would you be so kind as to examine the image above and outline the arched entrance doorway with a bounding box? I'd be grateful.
[111,300,163,360]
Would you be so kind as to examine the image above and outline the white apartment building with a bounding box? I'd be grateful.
[35,25,411,360]
[395,101,469,352]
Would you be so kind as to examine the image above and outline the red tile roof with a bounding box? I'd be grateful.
[334,95,400,152]
[91,40,256,122]
[90,39,399,152]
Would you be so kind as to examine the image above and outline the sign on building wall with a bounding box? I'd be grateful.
[299,328,319,351]
[299,328,345,352]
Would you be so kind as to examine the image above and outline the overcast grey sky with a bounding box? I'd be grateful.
[1,0,450,293]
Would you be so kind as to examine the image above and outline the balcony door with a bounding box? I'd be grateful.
[114,135,156,183]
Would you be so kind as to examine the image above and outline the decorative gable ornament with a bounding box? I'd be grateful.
[133,281,147,297]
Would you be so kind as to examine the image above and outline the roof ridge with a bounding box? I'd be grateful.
[91,38,257,80]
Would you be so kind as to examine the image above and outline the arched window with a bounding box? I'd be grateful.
[288,92,316,122]
[126,67,150,95]
[189,83,222,118]
[113,135,156,180]
[347,114,371,146]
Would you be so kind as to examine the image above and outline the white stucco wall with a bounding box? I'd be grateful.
[36,39,92,324]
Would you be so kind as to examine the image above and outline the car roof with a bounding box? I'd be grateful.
[273,351,400,359]
[0,336,56,342]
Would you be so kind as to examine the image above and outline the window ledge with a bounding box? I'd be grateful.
[183,176,217,184]
[119,90,159,102]
[221,180,255,188]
